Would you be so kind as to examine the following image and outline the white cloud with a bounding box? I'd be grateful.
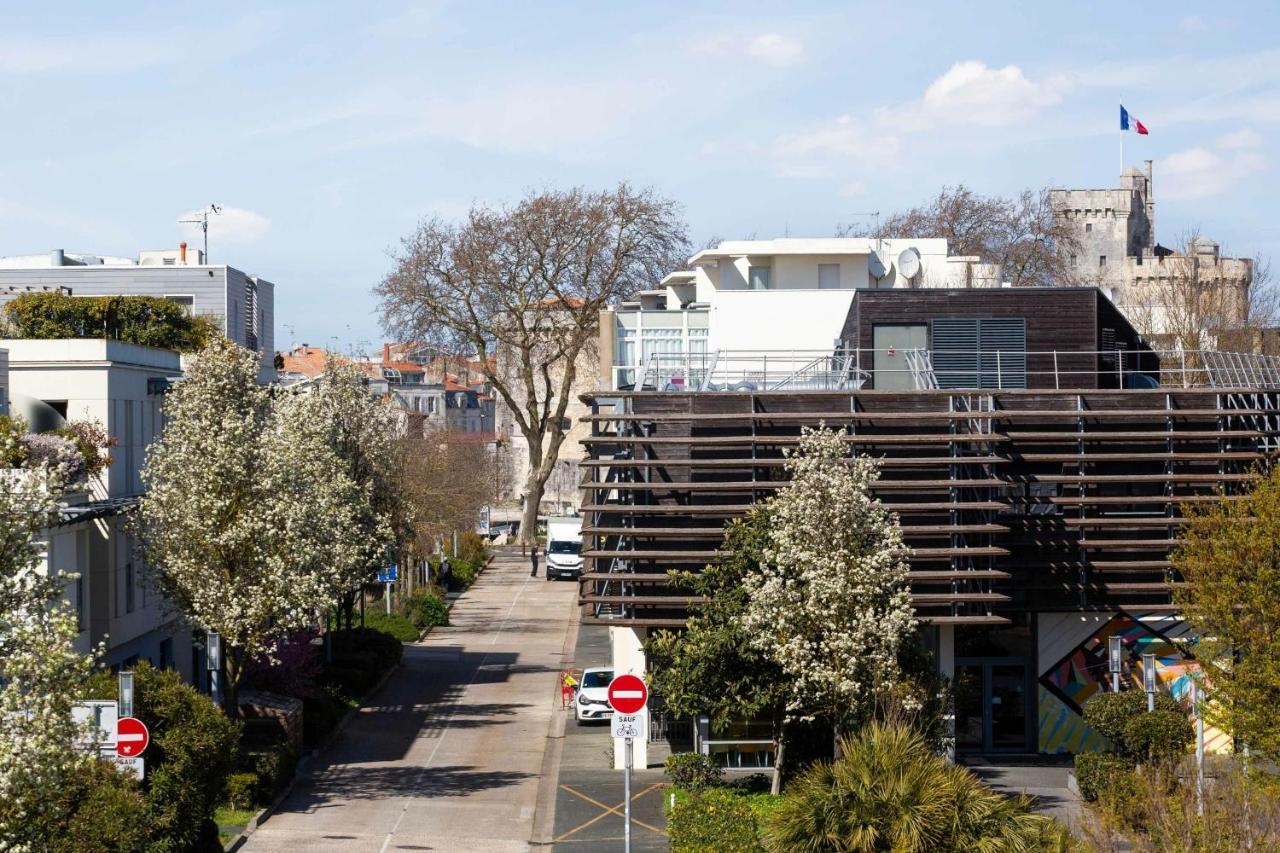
[0,14,278,74]
[177,206,272,246]
[1216,127,1263,150]
[1161,140,1267,200]
[883,61,1071,130]
[746,33,806,67]
[694,31,806,68]
[771,115,900,177]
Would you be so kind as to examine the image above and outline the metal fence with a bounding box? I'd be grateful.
[611,348,1280,392]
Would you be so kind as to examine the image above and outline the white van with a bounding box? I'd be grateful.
[545,516,583,581]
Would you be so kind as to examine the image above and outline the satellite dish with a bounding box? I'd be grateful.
[897,247,922,280]
[868,252,890,280]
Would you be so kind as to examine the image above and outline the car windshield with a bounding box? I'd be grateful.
[549,540,580,555]
[582,670,613,688]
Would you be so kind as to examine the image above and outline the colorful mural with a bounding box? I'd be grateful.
[1036,611,1231,754]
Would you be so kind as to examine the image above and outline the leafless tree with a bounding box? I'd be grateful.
[1126,229,1274,352]
[840,185,1081,287]
[398,431,490,558]
[376,185,689,543]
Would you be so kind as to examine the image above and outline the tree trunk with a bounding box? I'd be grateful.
[225,646,244,719]
[520,470,547,545]
[771,715,787,796]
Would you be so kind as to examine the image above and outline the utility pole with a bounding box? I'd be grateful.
[179,204,222,262]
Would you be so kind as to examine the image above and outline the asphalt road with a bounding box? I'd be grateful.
[241,549,578,853]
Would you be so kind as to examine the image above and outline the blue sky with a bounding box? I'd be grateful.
[2,2,1278,351]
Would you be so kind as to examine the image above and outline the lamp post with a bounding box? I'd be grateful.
[118,671,135,719]
[207,631,222,707]
[1142,652,1156,712]
[1108,635,1123,693]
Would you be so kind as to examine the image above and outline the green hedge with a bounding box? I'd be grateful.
[400,588,449,630]
[1074,752,1135,802]
[3,291,216,352]
[363,610,419,642]
[42,758,151,853]
[664,753,724,792]
[1082,691,1182,755]
[225,773,258,811]
[669,788,775,853]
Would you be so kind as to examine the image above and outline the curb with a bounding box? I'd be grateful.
[529,586,582,848]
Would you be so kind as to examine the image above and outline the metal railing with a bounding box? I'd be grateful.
[610,348,1280,392]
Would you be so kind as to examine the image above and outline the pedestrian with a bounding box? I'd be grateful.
[560,669,579,709]
[530,543,539,578]
[439,553,452,592]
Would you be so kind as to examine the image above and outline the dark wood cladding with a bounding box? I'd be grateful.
[578,387,1280,629]
[841,288,1156,390]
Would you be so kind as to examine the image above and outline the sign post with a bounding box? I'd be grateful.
[378,564,399,615]
[607,674,648,853]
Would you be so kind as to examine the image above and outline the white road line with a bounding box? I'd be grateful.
[378,564,533,853]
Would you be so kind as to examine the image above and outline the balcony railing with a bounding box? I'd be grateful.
[609,348,1280,392]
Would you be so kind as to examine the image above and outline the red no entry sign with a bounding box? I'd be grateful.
[607,674,648,715]
[116,717,149,757]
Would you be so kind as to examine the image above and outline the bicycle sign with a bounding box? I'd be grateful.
[610,711,647,740]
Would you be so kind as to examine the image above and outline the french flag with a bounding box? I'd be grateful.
[1120,105,1149,135]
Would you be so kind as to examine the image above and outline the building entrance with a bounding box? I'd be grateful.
[954,657,1033,753]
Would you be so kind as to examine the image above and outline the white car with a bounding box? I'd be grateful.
[574,667,614,724]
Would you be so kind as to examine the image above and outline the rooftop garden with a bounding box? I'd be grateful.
[1,292,217,353]
[0,414,114,488]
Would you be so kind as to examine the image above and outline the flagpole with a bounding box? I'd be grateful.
[1119,100,1124,177]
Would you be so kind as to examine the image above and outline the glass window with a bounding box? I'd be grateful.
[1099,255,1107,267]
[818,263,841,289]
[581,670,613,688]
[748,266,771,290]
[549,540,580,555]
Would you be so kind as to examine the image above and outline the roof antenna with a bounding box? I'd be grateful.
[179,204,222,262]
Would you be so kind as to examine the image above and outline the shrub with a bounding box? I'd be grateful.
[52,418,115,478]
[19,432,86,482]
[44,758,150,853]
[2,292,214,352]
[1074,752,1134,802]
[225,773,259,811]
[0,413,26,466]
[363,610,419,642]
[334,627,404,668]
[669,788,766,853]
[1082,690,1181,756]
[86,662,240,852]
[402,588,449,629]
[451,557,478,588]
[664,752,724,792]
[459,530,489,564]
[1122,709,1193,764]
[302,690,349,747]
[765,722,1071,852]
[246,744,298,803]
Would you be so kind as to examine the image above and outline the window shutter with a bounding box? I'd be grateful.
[931,318,1026,389]
[932,319,979,388]
[978,318,1026,388]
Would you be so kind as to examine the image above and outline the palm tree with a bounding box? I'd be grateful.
[763,722,1074,852]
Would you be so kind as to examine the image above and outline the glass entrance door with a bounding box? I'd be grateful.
[954,658,1031,753]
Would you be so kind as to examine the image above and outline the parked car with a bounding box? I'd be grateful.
[575,666,614,724]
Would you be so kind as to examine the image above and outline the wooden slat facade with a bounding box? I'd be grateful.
[577,387,1280,627]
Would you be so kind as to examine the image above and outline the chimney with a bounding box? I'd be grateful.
[383,343,391,362]
[50,249,64,266]
[179,241,187,264]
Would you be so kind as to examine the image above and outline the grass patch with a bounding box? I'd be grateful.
[215,803,259,846]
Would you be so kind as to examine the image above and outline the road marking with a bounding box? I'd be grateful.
[553,783,668,840]
[378,562,535,853]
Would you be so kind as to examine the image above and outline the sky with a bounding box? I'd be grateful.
[2,1,1278,352]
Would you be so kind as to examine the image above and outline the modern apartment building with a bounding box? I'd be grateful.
[0,246,276,382]
[601,237,1000,391]
[581,286,1270,759]
[5,339,195,680]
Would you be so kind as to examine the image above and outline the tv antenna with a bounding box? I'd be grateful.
[179,204,222,262]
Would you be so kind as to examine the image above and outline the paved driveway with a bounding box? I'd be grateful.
[242,550,578,853]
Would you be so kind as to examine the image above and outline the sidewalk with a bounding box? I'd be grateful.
[241,549,578,853]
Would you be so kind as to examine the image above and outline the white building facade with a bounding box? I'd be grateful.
[6,339,196,681]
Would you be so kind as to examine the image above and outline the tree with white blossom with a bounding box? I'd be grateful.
[742,426,916,747]
[0,465,96,846]
[137,339,370,714]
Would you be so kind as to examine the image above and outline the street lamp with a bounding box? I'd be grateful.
[1108,635,1123,692]
[118,671,135,719]
[207,631,222,706]
[1142,652,1157,711]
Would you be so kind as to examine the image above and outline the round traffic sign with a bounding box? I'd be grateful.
[606,673,648,714]
[116,717,149,757]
